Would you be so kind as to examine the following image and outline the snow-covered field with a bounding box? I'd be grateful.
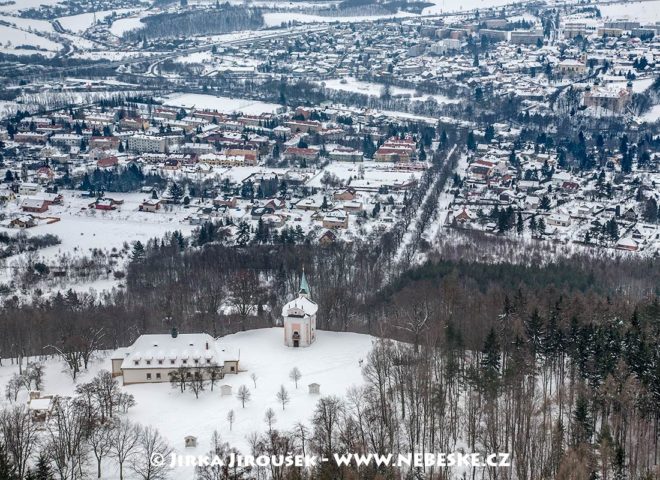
[0,328,376,480]
[0,0,61,13]
[322,77,458,104]
[161,93,283,115]
[0,24,61,56]
[0,15,54,34]
[1,191,196,264]
[598,0,660,22]
[109,15,145,37]
[306,160,423,188]
[57,9,137,34]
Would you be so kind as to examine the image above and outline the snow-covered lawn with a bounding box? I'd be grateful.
[161,93,283,115]
[0,328,376,480]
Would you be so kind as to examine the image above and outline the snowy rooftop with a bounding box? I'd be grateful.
[118,333,237,369]
[283,295,318,317]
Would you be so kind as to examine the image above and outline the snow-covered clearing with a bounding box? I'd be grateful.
[306,160,422,188]
[322,77,458,104]
[598,0,660,22]
[0,328,376,480]
[161,93,283,115]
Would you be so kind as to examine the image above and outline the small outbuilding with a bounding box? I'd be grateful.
[220,384,232,396]
[184,436,197,448]
[308,383,320,395]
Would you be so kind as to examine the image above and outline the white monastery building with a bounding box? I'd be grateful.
[282,271,318,347]
[111,329,239,385]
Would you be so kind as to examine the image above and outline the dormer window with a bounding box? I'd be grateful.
[170,360,175,365]
[194,359,199,364]
[146,360,151,365]
[158,360,163,365]
[134,360,139,366]
[182,359,187,365]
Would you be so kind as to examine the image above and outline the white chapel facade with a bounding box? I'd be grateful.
[282,271,317,347]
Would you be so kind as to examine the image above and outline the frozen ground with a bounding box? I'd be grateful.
[161,93,283,115]
[0,327,376,480]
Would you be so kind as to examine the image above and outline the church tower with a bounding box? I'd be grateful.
[282,271,317,347]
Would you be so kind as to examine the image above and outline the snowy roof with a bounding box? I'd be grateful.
[29,398,53,411]
[283,295,318,317]
[118,333,237,370]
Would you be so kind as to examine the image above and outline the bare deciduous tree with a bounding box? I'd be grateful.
[4,374,22,402]
[45,399,90,480]
[236,385,251,408]
[189,370,206,399]
[264,408,276,433]
[276,385,290,411]
[0,405,38,479]
[87,422,113,479]
[110,419,141,480]
[227,410,235,431]
[130,425,173,480]
[289,367,301,389]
